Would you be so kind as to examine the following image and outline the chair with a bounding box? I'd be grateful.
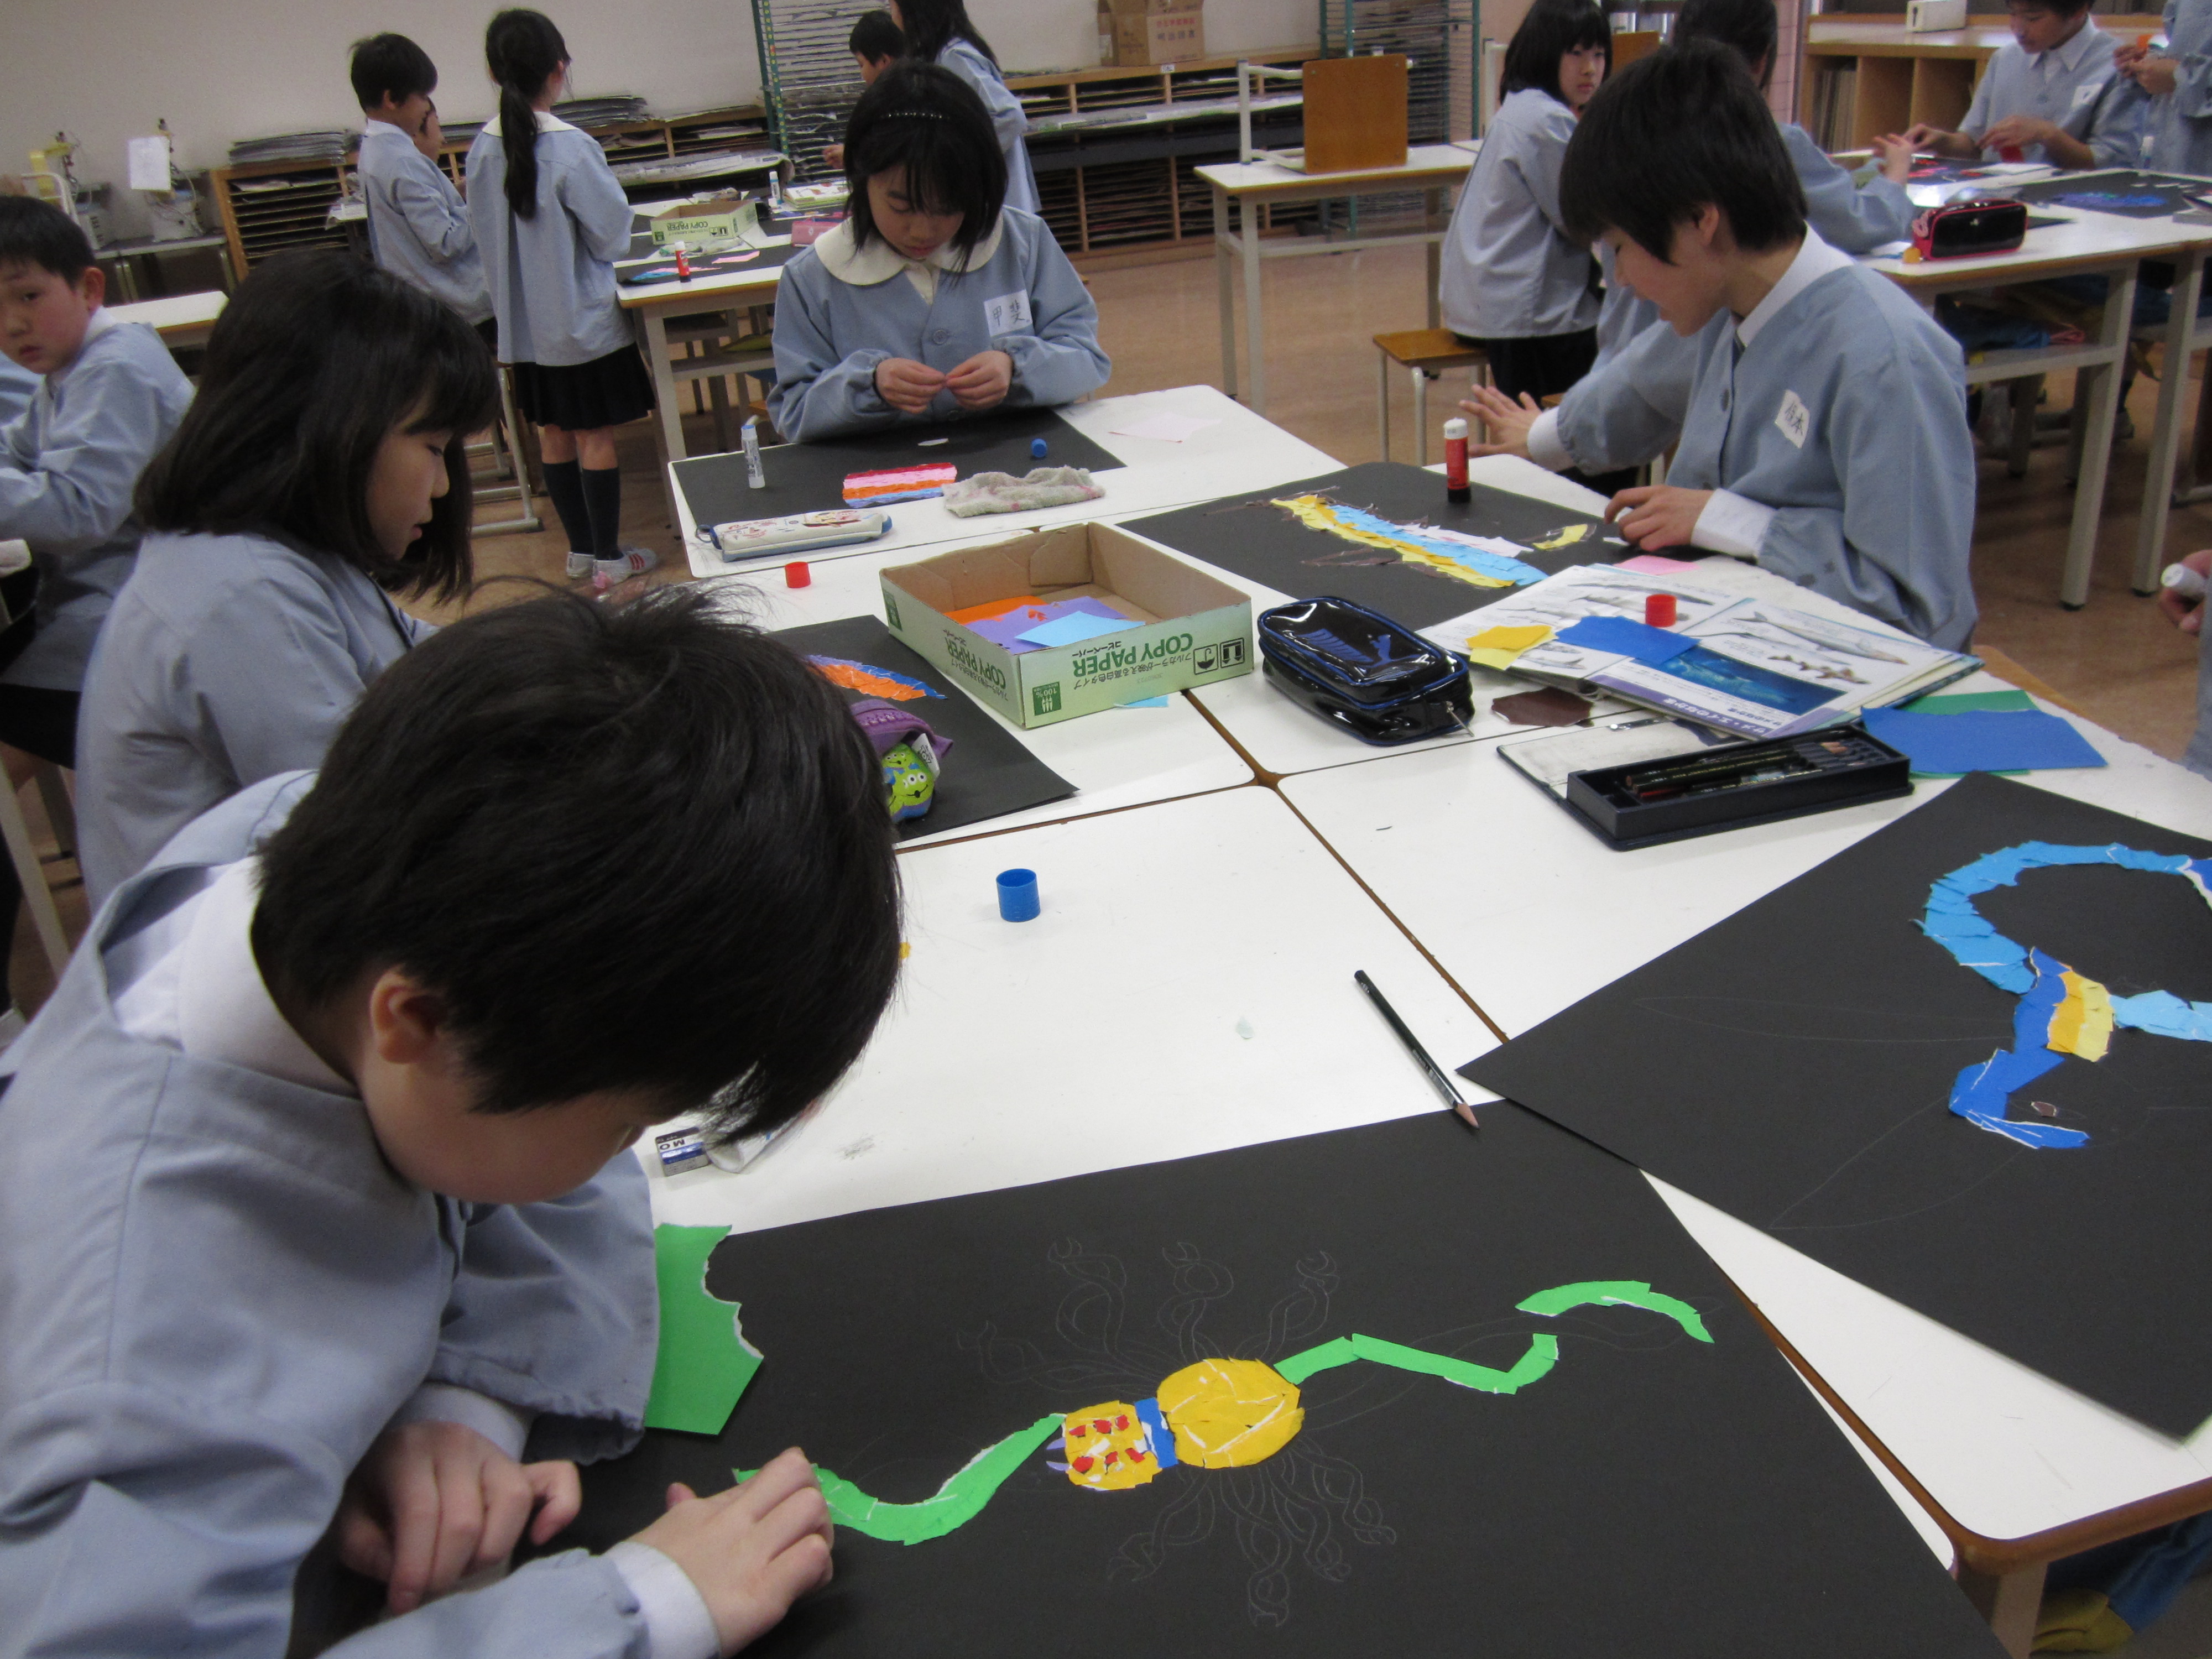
[1373,328,1491,466]
[468,365,541,536]
[0,552,74,982]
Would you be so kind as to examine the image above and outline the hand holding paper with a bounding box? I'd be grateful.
[637,1450,836,1655]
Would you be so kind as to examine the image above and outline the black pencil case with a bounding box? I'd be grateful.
[1563,723,1912,849]
[1256,596,1472,746]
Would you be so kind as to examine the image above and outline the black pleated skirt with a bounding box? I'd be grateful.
[510,344,656,431]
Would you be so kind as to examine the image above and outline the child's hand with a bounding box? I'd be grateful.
[1869,132,1914,184]
[1459,385,1543,461]
[633,1450,834,1655]
[2158,549,2212,633]
[1606,485,1714,550]
[1981,116,2058,155]
[1897,122,1944,151]
[822,144,845,169]
[2132,55,2180,96]
[335,1420,581,1614]
[2115,39,2151,71]
[944,350,1014,410]
[874,357,946,414]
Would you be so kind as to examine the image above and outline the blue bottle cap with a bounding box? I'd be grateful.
[1030,437,1049,458]
[996,867,1040,922]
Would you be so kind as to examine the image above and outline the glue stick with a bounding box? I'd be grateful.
[675,242,693,282]
[2164,561,2208,601]
[1444,416,1470,504]
[743,417,766,490]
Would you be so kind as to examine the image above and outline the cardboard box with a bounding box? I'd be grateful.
[1905,0,1968,30]
[648,196,755,247]
[880,523,1253,727]
[1107,0,1204,66]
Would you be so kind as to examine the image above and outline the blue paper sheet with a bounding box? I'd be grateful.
[1862,707,2106,775]
[1018,611,1144,649]
[1552,615,1694,666]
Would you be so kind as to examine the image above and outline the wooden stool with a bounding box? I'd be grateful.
[1374,328,1490,466]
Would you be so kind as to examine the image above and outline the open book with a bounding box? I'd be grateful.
[1423,566,1980,740]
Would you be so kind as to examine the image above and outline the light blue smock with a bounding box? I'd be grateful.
[768,206,1108,440]
[1962,22,2144,168]
[0,773,662,1659]
[467,112,636,366]
[1442,87,1597,340]
[2189,601,2212,778]
[0,312,193,692]
[358,119,494,325]
[938,39,1041,216]
[2144,0,2212,175]
[0,356,36,425]
[75,528,430,906]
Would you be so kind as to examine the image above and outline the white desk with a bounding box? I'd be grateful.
[679,385,1340,580]
[1278,653,2212,1655]
[702,541,1254,848]
[107,289,225,351]
[1198,144,1472,416]
[645,786,1500,1235]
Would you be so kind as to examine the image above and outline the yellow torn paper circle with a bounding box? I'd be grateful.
[1157,1358,1303,1468]
[1060,1401,1159,1490]
[2048,969,2115,1062]
[1464,623,1553,671]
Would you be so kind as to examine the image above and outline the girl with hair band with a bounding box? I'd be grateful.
[468,7,656,591]
[886,0,1042,214]
[76,251,497,905]
[768,61,1108,441]
[1438,0,1618,487]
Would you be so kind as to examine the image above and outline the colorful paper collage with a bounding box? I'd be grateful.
[1273,496,1548,589]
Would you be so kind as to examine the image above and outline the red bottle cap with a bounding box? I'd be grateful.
[1644,592,1677,628]
[786,561,811,588]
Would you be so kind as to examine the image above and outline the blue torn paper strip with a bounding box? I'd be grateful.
[1552,615,1695,666]
[1861,707,2106,775]
[1945,947,2088,1148]
[1118,695,1171,708]
[1325,503,1549,586]
[1018,611,1144,649]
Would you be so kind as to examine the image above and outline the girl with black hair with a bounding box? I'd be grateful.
[768,61,1107,441]
[1439,0,1611,421]
[887,0,1042,213]
[467,7,656,591]
[75,251,498,905]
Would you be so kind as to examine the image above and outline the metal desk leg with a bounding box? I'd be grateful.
[639,304,686,528]
[1958,1560,2046,1659]
[1376,348,1392,462]
[2136,251,2206,593]
[1214,186,1238,400]
[2060,266,2136,611]
[1426,187,1443,329]
[1243,194,1267,415]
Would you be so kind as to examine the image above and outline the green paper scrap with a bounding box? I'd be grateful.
[1903,689,2037,716]
[644,1224,762,1435]
[1517,1278,1715,1343]
[1276,1331,1562,1392]
[739,1414,1064,1545]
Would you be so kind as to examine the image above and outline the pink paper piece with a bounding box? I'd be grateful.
[1617,554,1705,575]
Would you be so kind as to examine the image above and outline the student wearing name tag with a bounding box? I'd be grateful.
[1899,0,2142,170]
[768,61,1108,442]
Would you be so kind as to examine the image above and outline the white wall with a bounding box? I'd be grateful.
[0,0,1316,238]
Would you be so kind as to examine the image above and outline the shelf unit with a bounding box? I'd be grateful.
[1010,48,1314,255]
[1799,14,2159,150]
[210,104,771,277]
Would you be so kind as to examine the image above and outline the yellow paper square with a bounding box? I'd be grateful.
[1463,623,1553,671]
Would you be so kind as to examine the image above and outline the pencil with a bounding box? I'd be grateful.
[1354,969,1480,1134]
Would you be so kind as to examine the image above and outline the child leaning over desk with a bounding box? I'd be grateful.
[768,60,1108,441]
[1898,0,2142,171]
[0,587,904,1657]
[1464,41,1978,651]
[75,252,487,909]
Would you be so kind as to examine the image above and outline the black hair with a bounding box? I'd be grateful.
[135,251,494,603]
[350,32,439,112]
[849,9,905,62]
[252,586,904,1133]
[1502,0,1611,105]
[843,60,1006,263]
[1561,39,1806,259]
[1673,0,1778,88]
[0,196,95,284]
[486,8,569,220]
[893,0,999,66]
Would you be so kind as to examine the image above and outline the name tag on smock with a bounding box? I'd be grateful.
[1776,389,1811,449]
[2072,80,2103,109]
[984,290,1033,335]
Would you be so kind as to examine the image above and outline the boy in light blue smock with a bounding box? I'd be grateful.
[0,587,905,1658]
[1467,42,1977,651]
[351,33,494,332]
[892,0,1042,215]
[770,60,1107,441]
[1902,0,2141,169]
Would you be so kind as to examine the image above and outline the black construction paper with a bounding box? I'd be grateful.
[1466,773,2212,1436]
[772,615,1073,841]
[1122,461,1632,632]
[2004,171,2212,218]
[572,1110,1998,1659]
[677,405,1121,533]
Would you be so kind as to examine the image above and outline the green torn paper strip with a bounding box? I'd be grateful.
[1517,1279,1714,1343]
[1274,1331,1562,1392]
[739,1413,1065,1544]
[643,1223,762,1435]
[1903,689,2036,716]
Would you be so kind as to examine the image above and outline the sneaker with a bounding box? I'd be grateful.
[592,546,658,592]
[564,550,594,580]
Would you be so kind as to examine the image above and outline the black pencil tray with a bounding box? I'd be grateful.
[1562,723,1913,849]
